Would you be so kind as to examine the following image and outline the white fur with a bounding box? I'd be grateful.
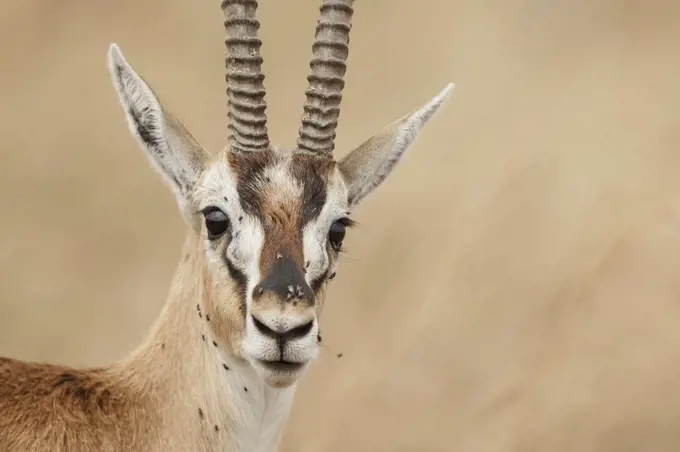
[207,347,296,451]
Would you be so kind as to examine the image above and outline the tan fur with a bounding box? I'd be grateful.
[0,232,302,451]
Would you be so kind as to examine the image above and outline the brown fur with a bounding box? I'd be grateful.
[258,197,306,276]
[0,358,144,451]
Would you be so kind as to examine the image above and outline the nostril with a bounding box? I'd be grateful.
[251,315,275,337]
[286,320,314,340]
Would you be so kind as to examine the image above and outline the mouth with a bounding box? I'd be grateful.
[256,359,306,373]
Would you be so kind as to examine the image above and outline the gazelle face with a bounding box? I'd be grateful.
[108,0,452,390]
[194,148,351,386]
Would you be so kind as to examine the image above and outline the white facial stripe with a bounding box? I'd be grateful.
[196,156,264,308]
[231,217,264,309]
[302,169,350,284]
[261,153,302,202]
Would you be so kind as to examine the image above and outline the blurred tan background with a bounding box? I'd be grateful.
[2,0,680,450]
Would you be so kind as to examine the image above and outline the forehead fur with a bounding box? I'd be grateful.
[229,148,336,276]
[227,147,336,226]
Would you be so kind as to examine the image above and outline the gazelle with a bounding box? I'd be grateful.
[0,0,453,451]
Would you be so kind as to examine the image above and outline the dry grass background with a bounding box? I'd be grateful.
[1,0,680,450]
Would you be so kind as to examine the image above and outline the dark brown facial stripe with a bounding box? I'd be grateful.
[228,149,272,218]
[310,269,328,294]
[224,255,247,317]
[291,153,335,227]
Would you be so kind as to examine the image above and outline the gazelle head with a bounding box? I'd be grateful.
[107,0,453,388]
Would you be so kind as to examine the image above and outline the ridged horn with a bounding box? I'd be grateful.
[222,0,269,152]
[297,0,355,155]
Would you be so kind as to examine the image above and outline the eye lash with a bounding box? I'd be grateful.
[337,217,357,228]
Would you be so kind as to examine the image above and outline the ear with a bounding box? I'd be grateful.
[338,83,454,208]
[107,43,210,219]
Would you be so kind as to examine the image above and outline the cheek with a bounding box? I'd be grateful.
[225,222,264,277]
[303,235,331,284]
[203,239,229,272]
[225,239,248,270]
[202,221,265,303]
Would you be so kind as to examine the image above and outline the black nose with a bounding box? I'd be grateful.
[252,254,314,303]
[251,315,314,342]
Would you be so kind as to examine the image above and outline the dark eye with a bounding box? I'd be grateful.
[329,218,349,250]
[202,207,230,239]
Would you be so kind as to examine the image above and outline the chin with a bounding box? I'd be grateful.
[251,358,311,388]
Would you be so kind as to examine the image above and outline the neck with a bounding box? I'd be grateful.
[113,231,296,452]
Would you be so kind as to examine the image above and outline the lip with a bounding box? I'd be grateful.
[256,359,306,373]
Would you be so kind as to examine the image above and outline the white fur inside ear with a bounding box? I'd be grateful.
[107,43,168,177]
[108,44,163,135]
[107,44,167,169]
[107,43,207,212]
